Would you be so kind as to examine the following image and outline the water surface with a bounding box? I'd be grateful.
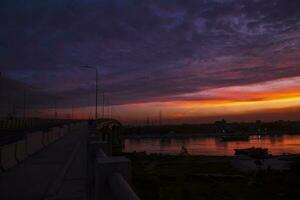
[123,134,300,156]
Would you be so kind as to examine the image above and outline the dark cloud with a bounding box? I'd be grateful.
[1,0,300,107]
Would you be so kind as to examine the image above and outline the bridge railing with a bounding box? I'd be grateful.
[0,118,77,131]
[109,173,140,200]
[0,121,87,172]
[88,126,140,200]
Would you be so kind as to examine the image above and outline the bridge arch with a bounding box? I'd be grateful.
[94,119,122,155]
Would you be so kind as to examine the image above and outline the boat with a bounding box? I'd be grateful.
[221,135,249,141]
[234,147,269,158]
[179,145,189,156]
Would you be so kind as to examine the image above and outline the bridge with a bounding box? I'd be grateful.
[0,118,140,200]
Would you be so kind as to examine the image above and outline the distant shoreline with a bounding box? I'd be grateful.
[122,131,300,139]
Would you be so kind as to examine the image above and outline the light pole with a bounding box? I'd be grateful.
[0,72,3,118]
[22,86,33,119]
[0,72,2,118]
[71,104,74,120]
[102,91,105,118]
[23,89,26,119]
[81,66,99,120]
[54,100,57,120]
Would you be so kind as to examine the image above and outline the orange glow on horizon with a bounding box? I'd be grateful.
[114,76,300,122]
[41,76,300,123]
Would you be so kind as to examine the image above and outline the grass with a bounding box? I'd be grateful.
[124,152,300,200]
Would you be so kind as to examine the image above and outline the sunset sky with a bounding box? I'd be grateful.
[1,0,300,123]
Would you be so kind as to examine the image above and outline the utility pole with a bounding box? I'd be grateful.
[159,111,162,127]
[0,72,3,118]
[54,101,57,120]
[80,66,99,120]
[71,104,74,120]
[23,89,26,119]
[102,92,105,118]
[146,116,150,126]
[107,97,111,119]
[110,104,113,119]
[106,97,109,118]
[95,68,98,120]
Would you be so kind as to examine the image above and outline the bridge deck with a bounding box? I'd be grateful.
[0,129,87,200]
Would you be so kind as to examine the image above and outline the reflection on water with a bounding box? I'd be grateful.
[123,134,300,156]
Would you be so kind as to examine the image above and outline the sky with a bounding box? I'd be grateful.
[1,0,300,123]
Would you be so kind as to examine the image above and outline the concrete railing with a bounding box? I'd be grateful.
[88,136,140,200]
[109,173,140,200]
[0,118,82,131]
[27,131,44,155]
[0,118,32,130]
[0,121,87,171]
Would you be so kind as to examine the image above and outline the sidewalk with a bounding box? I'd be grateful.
[0,129,87,200]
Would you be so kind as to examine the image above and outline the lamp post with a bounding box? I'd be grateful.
[54,100,57,120]
[102,91,105,118]
[23,86,36,119]
[0,72,3,118]
[23,89,26,119]
[0,72,2,115]
[81,66,99,120]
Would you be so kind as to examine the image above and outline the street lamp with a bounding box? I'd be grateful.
[80,66,99,120]
[0,72,3,118]
[23,86,34,119]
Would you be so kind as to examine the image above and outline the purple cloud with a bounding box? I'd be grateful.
[0,0,300,110]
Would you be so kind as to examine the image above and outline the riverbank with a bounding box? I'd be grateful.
[123,121,300,139]
[122,131,300,139]
[124,152,300,200]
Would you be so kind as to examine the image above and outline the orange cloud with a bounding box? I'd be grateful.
[43,76,300,123]
[114,76,300,122]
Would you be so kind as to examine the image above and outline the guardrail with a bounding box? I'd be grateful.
[88,133,140,200]
[0,118,76,131]
[0,122,87,172]
[109,173,140,200]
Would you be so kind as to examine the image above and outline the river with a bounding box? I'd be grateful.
[122,134,300,156]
